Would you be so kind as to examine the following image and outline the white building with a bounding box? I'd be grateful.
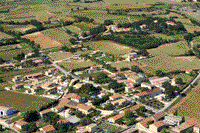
[0,106,14,117]
[141,82,156,90]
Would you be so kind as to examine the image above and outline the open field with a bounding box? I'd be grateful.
[79,71,109,79]
[155,12,185,19]
[0,90,54,112]
[73,22,98,32]
[0,31,13,40]
[83,40,133,57]
[65,25,82,35]
[48,51,73,61]
[168,81,200,122]
[70,10,146,24]
[192,36,200,47]
[99,123,123,133]
[172,73,193,83]
[58,60,96,71]
[1,24,36,33]
[41,28,74,46]
[22,32,63,49]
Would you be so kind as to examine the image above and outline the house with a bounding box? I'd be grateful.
[0,106,14,117]
[24,73,44,80]
[66,116,81,126]
[57,118,71,126]
[68,93,85,103]
[134,88,163,99]
[41,83,56,90]
[193,124,200,133]
[120,103,143,114]
[149,121,166,133]
[33,59,43,64]
[154,20,158,23]
[40,109,52,117]
[140,24,147,30]
[172,119,197,133]
[149,76,171,88]
[108,113,125,123]
[121,53,138,61]
[31,85,43,92]
[55,75,66,83]
[127,75,145,84]
[109,94,121,101]
[185,69,193,74]
[165,21,176,26]
[141,82,156,90]
[111,98,126,106]
[4,86,12,90]
[77,104,94,115]
[125,85,135,92]
[86,123,98,133]
[151,111,167,122]
[12,84,24,90]
[24,83,34,89]
[164,115,182,126]
[85,65,103,73]
[74,83,84,89]
[39,125,55,133]
[14,119,28,130]
[51,105,65,113]
[12,75,23,82]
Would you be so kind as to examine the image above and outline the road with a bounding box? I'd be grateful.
[0,119,20,133]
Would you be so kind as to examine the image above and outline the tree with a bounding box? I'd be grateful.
[23,110,40,122]
[69,38,76,45]
[80,117,92,126]
[22,122,38,133]
[120,67,130,71]
[186,128,193,133]
[14,52,25,62]
[160,128,167,133]
[94,73,111,84]
[155,70,165,77]
[81,32,87,37]
[137,49,149,56]
[0,125,3,131]
[131,65,143,73]
[104,103,115,110]
[126,118,136,126]
[43,112,60,125]
[0,57,4,64]
[184,33,195,46]
[173,110,178,115]
[175,77,183,85]
[147,120,153,126]
[124,110,135,118]
[104,19,114,26]
[75,110,84,118]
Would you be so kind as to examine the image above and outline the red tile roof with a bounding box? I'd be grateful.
[40,125,55,132]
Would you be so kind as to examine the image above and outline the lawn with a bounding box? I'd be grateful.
[48,51,74,61]
[79,71,109,79]
[58,60,96,71]
[0,31,14,40]
[73,22,98,31]
[70,10,146,24]
[41,28,74,46]
[168,82,200,122]
[83,40,133,57]
[0,90,54,112]
[99,122,123,133]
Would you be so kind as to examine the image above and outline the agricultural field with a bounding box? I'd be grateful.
[41,28,74,46]
[70,10,146,24]
[48,51,73,61]
[171,73,193,83]
[79,71,110,79]
[169,82,200,122]
[192,36,200,47]
[0,31,13,40]
[58,60,96,71]
[98,123,123,133]
[1,24,36,33]
[22,32,63,49]
[0,90,54,112]
[65,25,83,35]
[83,40,133,57]
[73,22,98,32]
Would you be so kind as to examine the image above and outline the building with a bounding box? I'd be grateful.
[185,69,193,74]
[134,88,163,99]
[111,98,126,105]
[149,121,166,133]
[172,119,197,133]
[39,125,55,133]
[165,21,176,26]
[57,119,71,126]
[4,86,12,90]
[121,52,138,61]
[66,116,81,126]
[85,65,103,73]
[45,68,57,76]
[14,119,28,130]
[55,75,66,83]
[125,85,135,92]
[86,123,98,133]
[12,84,24,90]
[77,104,94,115]
[12,75,23,82]
[41,83,56,90]
[40,109,52,117]
[51,105,65,113]
[108,113,125,123]
[0,106,14,117]
[127,75,145,84]
[67,93,85,103]
[31,85,43,93]
[141,82,156,90]
[74,83,84,89]
[24,73,44,80]
[24,83,34,89]
[151,111,167,122]
[109,94,121,101]
[149,76,171,88]
[140,24,147,30]
[164,115,182,126]
[120,103,143,114]
[193,124,200,133]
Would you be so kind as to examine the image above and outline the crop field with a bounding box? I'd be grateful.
[1,24,36,33]
[99,123,123,133]
[41,28,74,46]
[70,10,146,24]
[22,32,63,49]
[73,22,98,32]
[169,82,200,121]
[0,90,54,112]
[48,51,73,61]
[58,60,96,71]
[65,25,83,35]
[155,12,185,19]
[83,40,133,57]
[79,71,110,79]
[192,36,200,47]
[172,73,193,83]
[0,31,13,40]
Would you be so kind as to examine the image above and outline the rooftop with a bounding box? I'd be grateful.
[134,88,162,97]
[174,119,197,131]
[121,103,143,113]
[40,125,55,132]
[109,113,125,121]
[0,105,12,111]
[110,94,121,100]
[151,121,166,128]
[77,104,94,111]
[15,119,28,126]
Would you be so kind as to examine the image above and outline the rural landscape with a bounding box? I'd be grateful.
[0,0,200,132]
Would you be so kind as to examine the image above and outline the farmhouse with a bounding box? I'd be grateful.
[120,103,143,114]
[121,52,138,61]
[134,88,163,99]
[141,82,156,90]
[163,115,182,126]
[111,98,126,105]
[39,125,55,133]
[77,104,95,115]
[0,106,14,117]
[172,119,197,133]
[108,113,125,123]
[65,93,85,103]
[109,94,121,101]
[51,105,65,113]
[149,121,166,133]
[14,119,28,130]
[85,65,103,73]
[149,76,171,88]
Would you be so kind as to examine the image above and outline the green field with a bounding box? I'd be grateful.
[58,60,96,71]
[70,10,146,24]
[48,51,74,61]
[172,73,193,84]
[99,123,123,133]
[83,40,133,57]
[0,90,54,112]
[0,31,14,40]
[79,71,109,79]
[65,25,83,35]
[73,22,98,31]
[41,28,74,45]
